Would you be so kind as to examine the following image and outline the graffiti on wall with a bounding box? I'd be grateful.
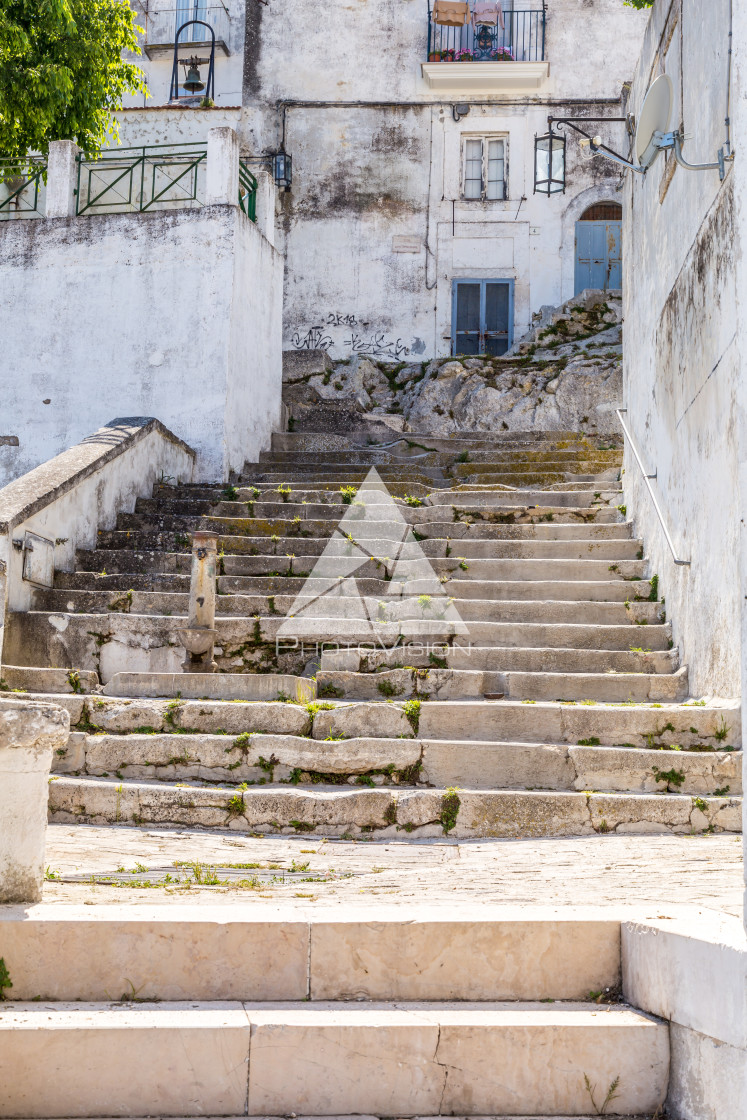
[291,314,410,360]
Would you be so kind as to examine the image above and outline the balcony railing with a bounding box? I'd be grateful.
[0,160,47,221]
[140,4,232,58]
[427,7,546,63]
[73,142,257,221]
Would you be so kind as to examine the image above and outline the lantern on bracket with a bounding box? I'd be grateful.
[533,132,566,195]
[273,150,293,191]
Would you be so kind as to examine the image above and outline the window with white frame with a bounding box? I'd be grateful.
[462,136,506,201]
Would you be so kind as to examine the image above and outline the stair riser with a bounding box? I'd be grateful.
[316,665,687,703]
[325,645,678,675]
[48,777,741,837]
[53,733,740,796]
[0,916,621,1002]
[0,1003,667,1119]
[37,590,664,627]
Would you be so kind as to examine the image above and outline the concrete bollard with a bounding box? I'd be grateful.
[0,698,70,903]
[178,531,219,673]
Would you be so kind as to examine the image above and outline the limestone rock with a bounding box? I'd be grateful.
[283,349,332,383]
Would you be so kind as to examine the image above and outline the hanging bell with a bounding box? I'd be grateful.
[183,63,205,93]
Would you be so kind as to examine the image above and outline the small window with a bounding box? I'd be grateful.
[462,136,506,201]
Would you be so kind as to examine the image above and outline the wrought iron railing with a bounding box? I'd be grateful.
[0,160,47,220]
[238,160,257,221]
[74,142,257,221]
[76,143,207,215]
[427,7,546,62]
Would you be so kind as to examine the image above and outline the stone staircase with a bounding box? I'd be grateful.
[2,429,742,838]
[0,909,669,1117]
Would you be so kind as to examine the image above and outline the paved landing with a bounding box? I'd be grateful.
[42,824,743,915]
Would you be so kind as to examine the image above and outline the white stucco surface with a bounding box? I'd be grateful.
[622,0,738,698]
[0,204,282,484]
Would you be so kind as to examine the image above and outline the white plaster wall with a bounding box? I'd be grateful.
[123,0,245,108]
[0,205,282,484]
[622,0,738,697]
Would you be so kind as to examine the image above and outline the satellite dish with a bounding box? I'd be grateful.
[635,74,673,169]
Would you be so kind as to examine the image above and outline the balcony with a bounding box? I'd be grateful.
[422,6,549,92]
[139,4,232,59]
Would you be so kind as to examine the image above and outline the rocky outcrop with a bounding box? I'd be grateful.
[283,292,623,437]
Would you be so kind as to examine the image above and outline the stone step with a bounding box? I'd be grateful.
[323,644,679,676]
[0,665,99,695]
[108,506,625,537]
[0,909,624,1002]
[100,672,315,702]
[21,694,742,748]
[269,427,613,449]
[0,1000,667,1118]
[3,613,675,677]
[316,665,688,703]
[257,448,622,466]
[52,731,740,796]
[37,589,665,627]
[47,774,741,836]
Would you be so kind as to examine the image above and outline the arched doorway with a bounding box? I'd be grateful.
[574,202,622,294]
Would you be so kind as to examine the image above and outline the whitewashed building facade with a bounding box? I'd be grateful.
[117,0,647,359]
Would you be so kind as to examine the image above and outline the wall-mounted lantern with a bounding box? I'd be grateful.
[533,132,566,195]
[273,150,293,192]
[169,20,216,104]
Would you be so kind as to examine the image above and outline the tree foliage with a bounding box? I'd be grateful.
[625,1,655,8]
[0,0,146,162]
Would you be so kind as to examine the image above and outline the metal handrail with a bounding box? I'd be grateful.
[616,408,691,566]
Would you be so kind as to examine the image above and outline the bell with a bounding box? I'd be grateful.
[183,64,205,93]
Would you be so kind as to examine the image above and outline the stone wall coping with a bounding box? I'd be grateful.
[0,418,195,534]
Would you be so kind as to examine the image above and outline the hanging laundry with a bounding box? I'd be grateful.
[471,1,505,30]
[433,1,470,27]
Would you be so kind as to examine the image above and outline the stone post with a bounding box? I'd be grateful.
[205,127,239,206]
[178,531,219,672]
[253,168,278,247]
[46,140,80,219]
[0,698,70,903]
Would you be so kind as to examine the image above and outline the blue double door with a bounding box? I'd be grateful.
[452,279,513,356]
[574,219,622,293]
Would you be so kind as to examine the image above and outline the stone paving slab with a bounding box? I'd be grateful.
[39,824,743,914]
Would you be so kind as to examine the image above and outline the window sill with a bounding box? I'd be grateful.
[421,60,549,92]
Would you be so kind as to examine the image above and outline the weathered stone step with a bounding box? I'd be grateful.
[19,694,742,749]
[109,506,625,537]
[323,644,679,676]
[78,526,635,570]
[38,589,664,627]
[257,446,621,465]
[317,664,687,703]
[0,1001,667,1118]
[0,909,625,1002]
[0,666,99,695]
[269,427,613,450]
[53,731,739,795]
[4,612,675,678]
[48,774,740,836]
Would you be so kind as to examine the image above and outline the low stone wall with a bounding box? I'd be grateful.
[623,914,747,1120]
[0,417,195,665]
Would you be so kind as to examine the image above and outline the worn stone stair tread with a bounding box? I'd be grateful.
[48,775,742,836]
[101,672,316,703]
[0,665,99,694]
[323,645,679,675]
[52,733,742,796]
[317,665,688,703]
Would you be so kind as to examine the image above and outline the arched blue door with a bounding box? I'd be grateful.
[574,202,622,294]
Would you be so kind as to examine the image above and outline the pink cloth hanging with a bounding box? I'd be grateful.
[471,1,505,31]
